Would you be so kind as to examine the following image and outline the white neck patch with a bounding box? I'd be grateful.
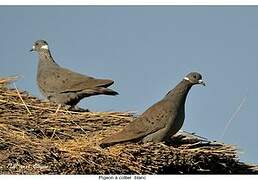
[184,77,190,81]
[183,76,194,83]
[41,45,49,50]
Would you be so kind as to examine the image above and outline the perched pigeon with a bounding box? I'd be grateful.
[30,40,118,111]
[100,72,205,147]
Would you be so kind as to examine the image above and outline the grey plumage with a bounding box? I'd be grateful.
[100,72,205,147]
[30,40,118,110]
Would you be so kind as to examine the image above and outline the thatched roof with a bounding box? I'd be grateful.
[0,77,257,174]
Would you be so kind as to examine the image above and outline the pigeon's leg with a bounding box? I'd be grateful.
[68,106,90,112]
[54,104,62,114]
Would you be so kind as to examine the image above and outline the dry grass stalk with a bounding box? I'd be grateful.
[13,82,32,115]
[0,76,19,84]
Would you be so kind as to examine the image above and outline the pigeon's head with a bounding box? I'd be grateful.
[30,40,49,52]
[184,72,205,86]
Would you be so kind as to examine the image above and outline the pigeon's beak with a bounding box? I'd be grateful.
[30,45,35,52]
[198,79,206,86]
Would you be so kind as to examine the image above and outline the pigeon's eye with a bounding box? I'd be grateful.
[193,75,197,79]
[35,42,39,46]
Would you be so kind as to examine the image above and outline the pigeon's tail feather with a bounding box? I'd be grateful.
[100,136,141,148]
[99,88,119,96]
[99,141,117,148]
[100,136,128,148]
[100,130,142,148]
[96,79,114,88]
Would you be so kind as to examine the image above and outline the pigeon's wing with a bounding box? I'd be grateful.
[38,66,114,93]
[101,99,176,145]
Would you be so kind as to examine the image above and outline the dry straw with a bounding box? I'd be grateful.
[0,77,257,174]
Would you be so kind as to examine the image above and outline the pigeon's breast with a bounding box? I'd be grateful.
[167,104,185,137]
[37,61,57,100]
[37,71,47,96]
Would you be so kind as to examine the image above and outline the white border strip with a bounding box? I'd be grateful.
[1,175,258,180]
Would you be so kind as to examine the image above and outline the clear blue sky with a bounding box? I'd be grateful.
[0,6,257,164]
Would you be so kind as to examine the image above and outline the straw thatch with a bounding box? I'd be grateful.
[0,77,257,174]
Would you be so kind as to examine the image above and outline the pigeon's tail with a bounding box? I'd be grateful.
[99,140,116,148]
[99,88,119,96]
[100,135,140,148]
[100,136,127,148]
[100,130,141,148]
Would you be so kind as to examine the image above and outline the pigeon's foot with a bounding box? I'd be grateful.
[41,99,50,103]
[68,106,90,112]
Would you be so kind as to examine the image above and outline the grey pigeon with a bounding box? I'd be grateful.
[30,40,118,111]
[100,72,205,147]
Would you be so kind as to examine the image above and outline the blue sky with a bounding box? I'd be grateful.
[0,6,257,164]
